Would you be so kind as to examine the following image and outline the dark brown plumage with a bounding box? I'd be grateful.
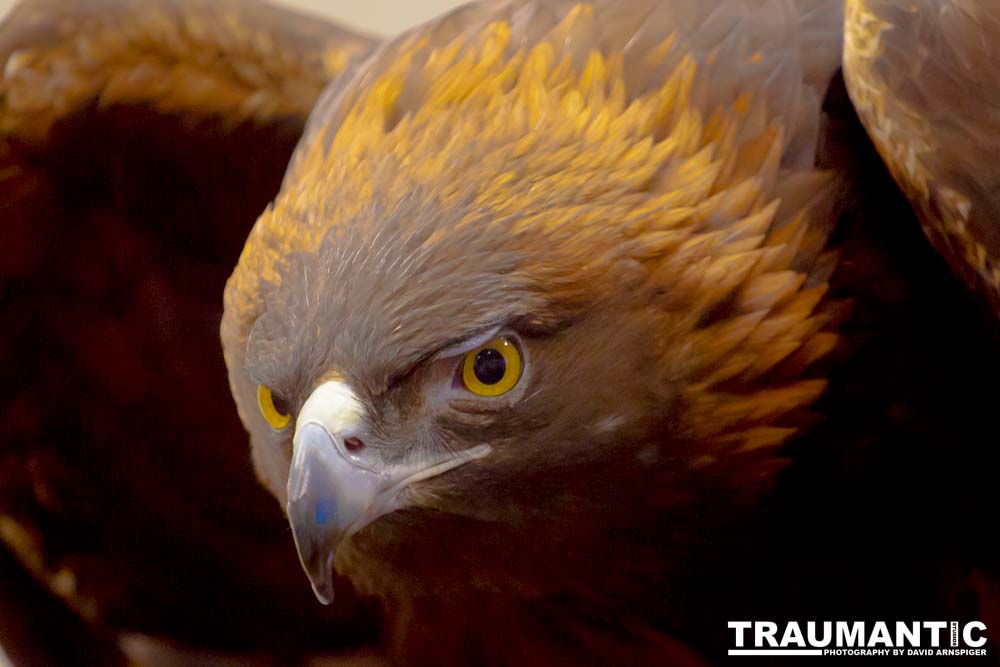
[1,0,379,662]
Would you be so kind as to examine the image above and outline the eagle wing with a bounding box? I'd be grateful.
[844,0,1000,319]
[0,0,378,660]
[843,0,1000,650]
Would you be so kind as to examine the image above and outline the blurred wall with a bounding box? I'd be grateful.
[275,0,466,35]
[0,0,469,36]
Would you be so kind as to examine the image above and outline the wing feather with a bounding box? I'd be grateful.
[845,0,1000,318]
[1,0,374,139]
[0,0,377,650]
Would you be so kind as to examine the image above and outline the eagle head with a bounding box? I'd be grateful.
[221,4,841,607]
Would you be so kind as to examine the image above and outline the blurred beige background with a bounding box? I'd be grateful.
[276,0,467,35]
[0,0,468,36]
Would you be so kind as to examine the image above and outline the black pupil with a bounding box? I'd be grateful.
[473,348,507,385]
[271,393,290,416]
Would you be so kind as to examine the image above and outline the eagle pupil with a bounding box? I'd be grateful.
[271,393,290,416]
[473,348,506,385]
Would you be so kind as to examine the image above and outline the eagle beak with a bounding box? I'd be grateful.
[286,381,491,604]
[286,381,380,604]
[287,420,378,604]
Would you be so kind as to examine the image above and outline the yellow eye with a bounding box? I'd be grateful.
[461,336,522,397]
[257,384,292,430]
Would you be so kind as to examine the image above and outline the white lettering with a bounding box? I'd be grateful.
[964,621,987,648]
[779,622,806,648]
[755,622,779,648]
[868,622,892,647]
[924,621,947,647]
[728,622,751,647]
[836,622,864,647]
[896,621,920,647]
[808,621,832,647]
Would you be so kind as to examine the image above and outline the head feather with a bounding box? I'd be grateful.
[223,0,846,482]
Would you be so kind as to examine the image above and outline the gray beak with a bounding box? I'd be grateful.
[287,421,382,604]
[285,381,493,604]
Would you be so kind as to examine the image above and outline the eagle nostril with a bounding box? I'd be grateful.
[343,436,366,452]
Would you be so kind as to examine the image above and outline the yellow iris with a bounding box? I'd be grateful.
[257,384,291,430]
[462,336,522,397]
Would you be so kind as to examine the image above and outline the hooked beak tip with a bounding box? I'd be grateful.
[287,489,339,604]
[287,421,355,605]
[309,550,336,605]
